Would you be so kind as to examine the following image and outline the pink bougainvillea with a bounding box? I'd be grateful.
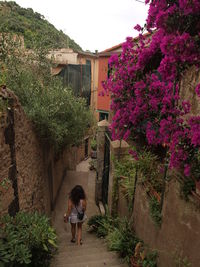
[103,0,200,177]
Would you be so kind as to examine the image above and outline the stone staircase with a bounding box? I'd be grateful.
[50,161,128,267]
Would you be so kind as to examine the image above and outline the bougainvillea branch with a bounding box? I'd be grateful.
[103,0,200,178]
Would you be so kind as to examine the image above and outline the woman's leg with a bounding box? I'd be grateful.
[77,222,83,245]
[71,223,76,242]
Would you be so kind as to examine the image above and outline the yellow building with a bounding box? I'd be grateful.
[49,49,99,121]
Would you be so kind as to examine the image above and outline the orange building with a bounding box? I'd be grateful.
[96,33,152,121]
[97,43,122,121]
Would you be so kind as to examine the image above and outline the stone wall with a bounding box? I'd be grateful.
[0,87,88,217]
[0,109,15,216]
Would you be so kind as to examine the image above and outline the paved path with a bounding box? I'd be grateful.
[50,159,127,267]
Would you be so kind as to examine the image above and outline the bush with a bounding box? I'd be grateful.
[25,84,92,150]
[0,212,57,267]
[149,197,162,227]
[87,214,116,237]
[106,218,139,264]
[0,34,93,151]
[90,138,97,151]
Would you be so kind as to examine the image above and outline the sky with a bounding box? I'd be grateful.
[7,0,148,52]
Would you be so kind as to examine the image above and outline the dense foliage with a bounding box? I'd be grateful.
[0,34,92,150]
[0,1,82,50]
[88,214,158,266]
[103,0,200,180]
[0,212,57,267]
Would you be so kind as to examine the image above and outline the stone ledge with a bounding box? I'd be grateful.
[97,119,110,128]
[110,139,129,156]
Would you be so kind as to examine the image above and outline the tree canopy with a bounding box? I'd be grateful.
[0,1,82,51]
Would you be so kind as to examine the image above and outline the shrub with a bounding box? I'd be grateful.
[180,178,195,201]
[142,251,158,267]
[90,138,97,151]
[0,34,93,151]
[87,214,116,238]
[149,197,162,227]
[106,218,139,264]
[0,212,57,267]
[25,84,92,150]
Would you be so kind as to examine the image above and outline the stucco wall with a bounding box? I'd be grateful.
[133,179,200,267]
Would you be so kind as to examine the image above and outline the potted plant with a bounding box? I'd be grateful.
[91,138,97,159]
[130,242,144,267]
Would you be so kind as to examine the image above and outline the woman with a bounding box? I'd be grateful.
[64,185,87,245]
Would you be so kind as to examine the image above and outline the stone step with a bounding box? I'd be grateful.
[52,257,127,267]
[58,235,105,244]
[57,251,118,263]
[58,240,107,252]
[58,246,108,255]
[50,163,128,267]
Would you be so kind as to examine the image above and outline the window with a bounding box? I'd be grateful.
[99,112,108,121]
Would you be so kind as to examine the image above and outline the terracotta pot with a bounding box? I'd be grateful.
[130,257,140,267]
[91,150,97,159]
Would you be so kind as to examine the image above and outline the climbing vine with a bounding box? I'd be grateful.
[103,0,200,182]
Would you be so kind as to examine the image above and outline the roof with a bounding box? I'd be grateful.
[77,51,98,58]
[98,32,152,57]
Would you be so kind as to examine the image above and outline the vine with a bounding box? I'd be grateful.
[103,1,200,185]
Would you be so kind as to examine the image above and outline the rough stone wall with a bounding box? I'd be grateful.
[0,87,88,217]
[14,96,47,213]
[0,109,15,216]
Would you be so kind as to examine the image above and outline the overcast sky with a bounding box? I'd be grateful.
[7,0,148,52]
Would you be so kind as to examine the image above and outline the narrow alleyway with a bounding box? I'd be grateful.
[50,159,127,267]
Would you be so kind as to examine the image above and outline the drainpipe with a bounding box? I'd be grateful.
[92,58,95,115]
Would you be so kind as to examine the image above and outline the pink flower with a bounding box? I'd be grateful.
[134,24,142,32]
[195,84,200,97]
[184,164,191,177]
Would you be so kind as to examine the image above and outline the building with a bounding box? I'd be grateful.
[49,48,99,121]
[97,43,122,121]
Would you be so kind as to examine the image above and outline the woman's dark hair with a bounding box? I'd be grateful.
[69,185,86,206]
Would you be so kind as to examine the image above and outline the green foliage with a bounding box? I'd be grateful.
[0,212,57,267]
[88,214,158,265]
[149,197,162,227]
[174,251,191,267]
[137,150,162,193]
[114,155,136,179]
[142,251,158,267]
[0,1,82,51]
[26,85,92,150]
[113,156,136,212]
[190,149,200,180]
[0,97,8,113]
[0,34,92,150]
[180,179,195,201]
[90,138,97,151]
[106,218,139,264]
[87,214,116,238]
[120,175,135,211]
[0,178,11,210]
[111,176,120,216]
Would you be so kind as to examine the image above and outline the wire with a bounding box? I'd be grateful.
[135,0,145,3]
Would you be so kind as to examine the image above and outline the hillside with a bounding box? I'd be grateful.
[0,1,82,51]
